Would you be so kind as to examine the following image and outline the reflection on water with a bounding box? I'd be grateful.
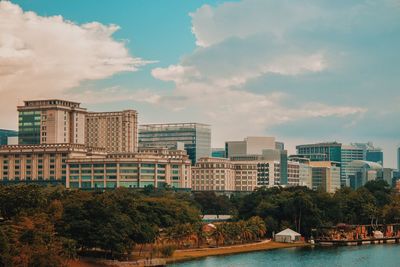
[169,244,400,267]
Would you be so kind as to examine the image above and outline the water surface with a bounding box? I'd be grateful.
[169,244,400,267]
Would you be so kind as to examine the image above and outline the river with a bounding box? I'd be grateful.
[169,244,400,267]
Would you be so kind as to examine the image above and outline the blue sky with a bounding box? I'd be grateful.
[2,0,400,167]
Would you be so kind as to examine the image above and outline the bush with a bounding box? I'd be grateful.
[159,245,176,257]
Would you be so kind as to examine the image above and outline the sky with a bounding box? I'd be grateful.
[0,0,399,167]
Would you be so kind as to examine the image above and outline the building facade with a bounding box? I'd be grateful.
[18,100,86,145]
[309,161,341,193]
[0,129,18,145]
[66,148,191,190]
[0,144,105,184]
[139,123,211,164]
[85,110,138,153]
[191,158,235,191]
[347,160,383,189]
[225,137,276,158]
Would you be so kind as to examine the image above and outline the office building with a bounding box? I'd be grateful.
[309,161,341,193]
[66,147,191,189]
[226,137,288,185]
[85,110,138,153]
[0,143,106,184]
[288,156,312,189]
[351,142,383,166]
[347,160,382,189]
[139,123,211,164]
[225,137,276,158]
[18,100,87,145]
[0,129,18,145]
[341,145,364,187]
[296,142,342,162]
[191,158,235,191]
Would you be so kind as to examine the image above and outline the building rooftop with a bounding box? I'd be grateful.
[296,142,342,148]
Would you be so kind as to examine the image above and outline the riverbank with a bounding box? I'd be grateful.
[166,239,309,264]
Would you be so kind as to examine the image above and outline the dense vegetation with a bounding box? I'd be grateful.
[0,185,200,266]
[1,180,399,266]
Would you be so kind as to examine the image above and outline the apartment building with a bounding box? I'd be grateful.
[85,110,138,153]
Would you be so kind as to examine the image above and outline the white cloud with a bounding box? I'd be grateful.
[0,2,152,128]
[151,0,367,146]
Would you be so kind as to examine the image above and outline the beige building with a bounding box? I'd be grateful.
[85,110,138,153]
[67,147,191,189]
[192,158,235,191]
[309,161,341,193]
[233,161,258,191]
[0,144,105,184]
[18,100,87,145]
[225,136,276,158]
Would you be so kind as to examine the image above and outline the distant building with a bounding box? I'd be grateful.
[225,137,276,158]
[18,100,86,145]
[211,148,226,158]
[191,158,236,191]
[309,161,341,193]
[297,141,383,187]
[226,137,288,185]
[66,148,191,189]
[347,160,383,189]
[398,147,400,171]
[289,156,312,189]
[0,129,18,145]
[351,142,383,166]
[0,143,106,185]
[139,123,211,164]
[85,110,138,153]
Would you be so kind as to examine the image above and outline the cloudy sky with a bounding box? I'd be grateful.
[1,0,399,167]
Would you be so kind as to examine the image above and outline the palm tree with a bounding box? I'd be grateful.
[211,224,226,247]
[237,220,254,243]
[247,216,267,240]
[193,222,207,248]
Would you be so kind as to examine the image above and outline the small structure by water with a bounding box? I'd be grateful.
[275,228,302,243]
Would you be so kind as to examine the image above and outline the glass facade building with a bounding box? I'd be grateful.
[18,110,41,144]
[0,129,18,145]
[138,123,211,164]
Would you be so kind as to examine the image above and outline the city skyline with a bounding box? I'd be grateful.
[1,1,399,168]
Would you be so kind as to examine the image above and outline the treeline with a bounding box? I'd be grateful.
[0,185,200,266]
[195,180,400,237]
[1,181,400,266]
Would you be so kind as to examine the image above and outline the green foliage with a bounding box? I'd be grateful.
[159,245,176,257]
[232,184,399,237]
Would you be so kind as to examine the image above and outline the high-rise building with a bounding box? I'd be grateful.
[85,110,138,153]
[341,145,364,186]
[18,100,86,145]
[347,160,382,189]
[0,129,18,145]
[296,142,382,187]
[309,161,341,193]
[296,142,342,162]
[351,142,383,166]
[289,156,312,189]
[138,123,211,164]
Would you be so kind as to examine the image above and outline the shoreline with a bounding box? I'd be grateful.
[166,240,310,264]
